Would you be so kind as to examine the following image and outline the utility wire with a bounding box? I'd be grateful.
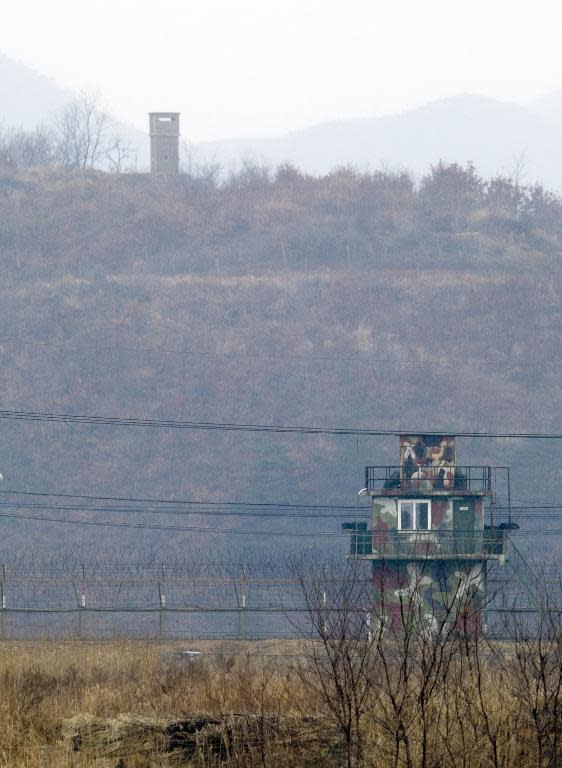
[0,501,370,519]
[0,488,363,510]
[0,490,558,518]
[0,500,557,521]
[0,509,561,536]
[0,408,560,438]
[2,335,561,369]
[0,510,353,535]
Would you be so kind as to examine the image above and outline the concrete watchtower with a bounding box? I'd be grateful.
[347,435,509,635]
[149,112,180,173]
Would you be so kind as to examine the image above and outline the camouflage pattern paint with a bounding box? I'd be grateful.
[400,435,456,490]
[368,435,488,636]
[400,435,456,468]
[370,496,484,557]
[371,558,487,635]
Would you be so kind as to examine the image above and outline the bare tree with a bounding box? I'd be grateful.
[366,560,475,768]
[294,551,514,768]
[0,124,56,170]
[54,92,134,172]
[507,579,562,768]
[104,135,135,173]
[294,558,376,768]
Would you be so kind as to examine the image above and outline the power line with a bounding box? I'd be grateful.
[0,501,558,521]
[0,510,351,535]
[0,490,558,519]
[0,509,561,536]
[0,488,362,511]
[0,501,370,519]
[2,335,561,369]
[0,408,560,438]
[496,505,562,511]
[0,488,559,516]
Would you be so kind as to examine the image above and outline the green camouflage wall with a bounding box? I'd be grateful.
[371,496,486,632]
[371,559,486,635]
[367,435,488,634]
[371,497,484,556]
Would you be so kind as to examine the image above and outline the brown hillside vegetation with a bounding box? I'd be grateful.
[0,162,560,556]
[0,633,560,768]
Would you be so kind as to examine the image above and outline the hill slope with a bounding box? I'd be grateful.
[0,164,559,559]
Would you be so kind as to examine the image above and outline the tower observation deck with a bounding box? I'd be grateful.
[346,435,510,634]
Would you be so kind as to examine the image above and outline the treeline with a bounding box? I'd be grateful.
[1,159,561,282]
[0,92,134,173]
[295,561,562,768]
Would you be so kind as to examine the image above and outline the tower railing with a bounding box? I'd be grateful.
[365,465,493,493]
[348,528,508,559]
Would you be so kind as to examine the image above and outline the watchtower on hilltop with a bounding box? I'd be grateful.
[149,112,180,173]
[346,435,509,635]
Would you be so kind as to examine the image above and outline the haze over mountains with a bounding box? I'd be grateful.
[1,53,562,187]
[0,53,70,128]
[0,52,560,563]
[195,95,562,188]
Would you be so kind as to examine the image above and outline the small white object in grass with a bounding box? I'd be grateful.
[180,650,202,657]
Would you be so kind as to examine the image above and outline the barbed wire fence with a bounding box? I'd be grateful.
[0,546,559,641]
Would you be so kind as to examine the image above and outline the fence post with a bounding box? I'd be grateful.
[322,563,329,635]
[79,563,86,639]
[365,611,372,643]
[1,564,6,640]
[239,564,247,640]
[72,566,86,639]
[158,563,166,640]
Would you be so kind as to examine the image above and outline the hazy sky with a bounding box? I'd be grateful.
[2,0,562,141]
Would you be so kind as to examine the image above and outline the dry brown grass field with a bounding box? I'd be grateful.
[0,637,559,768]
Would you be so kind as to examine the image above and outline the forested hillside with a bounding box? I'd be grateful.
[0,162,560,558]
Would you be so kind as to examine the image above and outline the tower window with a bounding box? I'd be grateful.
[398,500,431,531]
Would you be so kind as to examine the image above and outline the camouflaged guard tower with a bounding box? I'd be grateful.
[149,113,180,173]
[348,435,509,634]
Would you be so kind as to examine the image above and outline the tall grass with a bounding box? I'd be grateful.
[0,638,558,767]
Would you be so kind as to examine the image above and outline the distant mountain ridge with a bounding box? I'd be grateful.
[193,94,562,190]
[528,89,562,124]
[1,52,561,188]
[0,53,70,128]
